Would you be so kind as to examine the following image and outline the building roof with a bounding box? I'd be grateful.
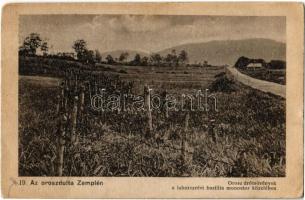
[246,63,263,67]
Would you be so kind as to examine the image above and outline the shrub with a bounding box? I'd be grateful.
[209,74,236,93]
[118,69,127,74]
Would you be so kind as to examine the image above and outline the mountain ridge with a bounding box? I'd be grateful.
[157,38,286,65]
[101,39,286,65]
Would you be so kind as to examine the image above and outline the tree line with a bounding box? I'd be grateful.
[235,56,286,70]
[105,49,188,67]
[19,33,102,64]
[19,33,189,67]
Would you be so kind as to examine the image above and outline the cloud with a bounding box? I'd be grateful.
[19,15,285,54]
[90,15,172,34]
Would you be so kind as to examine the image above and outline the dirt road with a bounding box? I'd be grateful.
[227,67,286,98]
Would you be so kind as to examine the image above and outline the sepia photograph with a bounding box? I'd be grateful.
[18,14,286,177]
[2,2,303,198]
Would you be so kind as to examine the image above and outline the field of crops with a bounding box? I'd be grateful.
[18,65,285,177]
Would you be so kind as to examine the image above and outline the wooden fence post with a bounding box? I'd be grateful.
[78,85,85,122]
[95,81,98,95]
[56,114,67,176]
[60,82,65,96]
[88,82,92,102]
[67,75,70,89]
[70,96,79,143]
[64,86,69,112]
[57,84,65,113]
[208,119,217,143]
[181,112,189,169]
[56,95,61,115]
[161,90,169,119]
[165,92,169,119]
[75,74,78,90]
[144,85,153,137]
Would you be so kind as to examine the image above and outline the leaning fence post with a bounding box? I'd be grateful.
[181,112,189,170]
[70,96,79,143]
[56,114,67,176]
[144,85,153,137]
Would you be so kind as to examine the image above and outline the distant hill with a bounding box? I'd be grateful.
[157,39,286,66]
[101,50,150,61]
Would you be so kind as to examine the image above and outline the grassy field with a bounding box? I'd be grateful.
[238,68,286,85]
[19,56,224,93]
[105,65,224,94]
[18,65,286,177]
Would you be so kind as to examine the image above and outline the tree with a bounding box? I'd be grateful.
[165,54,173,66]
[141,56,149,66]
[85,50,95,64]
[72,39,88,62]
[163,49,180,66]
[133,54,141,65]
[95,50,102,63]
[150,53,162,66]
[171,49,179,66]
[171,49,176,55]
[40,42,49,56]
[234,56,250,69]
[268,60,286,69]
[119,52,129,62]
[106,54,115,64]
[203,60,208,67]
[19,46,28,56]
[19,33,43,56]
[178,50,188,65]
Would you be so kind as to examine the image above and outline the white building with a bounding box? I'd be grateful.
[246,63,263,70]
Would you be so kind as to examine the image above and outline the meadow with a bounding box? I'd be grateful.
[238,68,286,85]
[18,57,285,177]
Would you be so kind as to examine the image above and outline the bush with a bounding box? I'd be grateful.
[118,69,127,74]
[209,74,236,93]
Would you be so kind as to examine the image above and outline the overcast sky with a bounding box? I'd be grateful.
[19,15,285,54]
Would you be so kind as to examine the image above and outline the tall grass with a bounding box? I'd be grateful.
[19,70,285,177]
